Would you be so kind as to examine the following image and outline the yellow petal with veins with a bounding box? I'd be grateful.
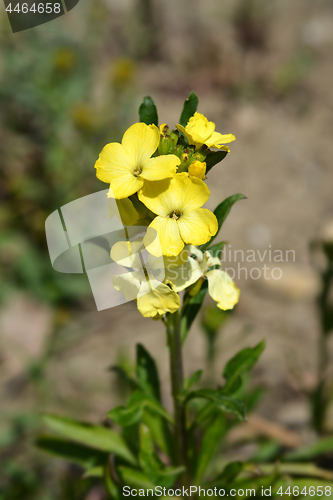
[206,269,240,310]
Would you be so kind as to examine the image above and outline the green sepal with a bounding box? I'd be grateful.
[201,194,246,250]
[139,96,158,126]
[179,91,199,127]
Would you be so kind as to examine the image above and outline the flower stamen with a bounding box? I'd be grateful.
[133,166,142,177]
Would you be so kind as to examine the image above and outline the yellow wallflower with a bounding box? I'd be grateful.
[95,123,180,199]
[138,173,218,257]
[111,239,180,318]
[176,112,235,151]
[188,160,206,180]
[166,245,240,310]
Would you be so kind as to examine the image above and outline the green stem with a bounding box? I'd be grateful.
[167,310,190,487]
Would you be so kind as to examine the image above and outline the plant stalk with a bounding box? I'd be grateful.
[167,310,190,488]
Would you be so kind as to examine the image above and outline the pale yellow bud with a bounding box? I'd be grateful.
[188,161,207,180]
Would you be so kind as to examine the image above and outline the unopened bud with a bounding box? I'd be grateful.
[158,135,172,155]
[191,151,207,163]
[188,161,207,180]
[159,123,170,136]
[170,130,179,149]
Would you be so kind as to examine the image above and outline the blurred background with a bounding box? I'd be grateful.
[1,0,333,498]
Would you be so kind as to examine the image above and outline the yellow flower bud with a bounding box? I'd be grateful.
[188,161,207,180]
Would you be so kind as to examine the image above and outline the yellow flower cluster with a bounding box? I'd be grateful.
[95,111,239,318]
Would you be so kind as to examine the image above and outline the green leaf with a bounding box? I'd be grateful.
[36,436,107,469]
[42,414,137,465]
[139,96,158,126]
[108,391,173,427]
[201,194,246,250]
[206,461,243,488]
[107,405,143,427]
[142,409,174,461]
[206,241,227,259]
[139,424,163,485]
[185,370,203,390]
[136,344,161,401]
[259,463,333,480]
[84,466,104,478]
[179,91,199,127]
[105,460,121,500]
[158,466,185,489]
[284,435,333,462]
[187,389,246,420]
[109,365,140,392]
[195,413,226,482]
[181,282,208,343]
[222,341,265,395]
[118,467,156,489]
[205,150,228,173]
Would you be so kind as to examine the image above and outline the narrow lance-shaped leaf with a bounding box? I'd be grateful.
[186,389,246,420]
[205,150,228,173]
[139,424,163,485]
[222,340,265,395]
[185,370,203,391]
[201,194,246,251]
[179,91,199,127]
[36,436,108,469]
[139,96,158,126]
[284,435,333,462]
[195,413,226,482]
[42,414,137,465]
[204,461,243,489]
[181,282,208,344]
[136,344,161,401]
[117,467,156,490]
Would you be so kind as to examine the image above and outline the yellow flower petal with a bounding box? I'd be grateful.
[176,112,235,151]
[110,240,143,268]
[178,208,218,246]
[95,143,133,184]
[206,269,240,310]
[165,257,202,292]
[146,216,184,257]
[140,155,180,181]
[179,175,210,212]
[206,132,235,148]
[137,280,180,318]
[112,271,142,301]
[139,173,210,215]
[138,179,173,217]
[109,173,143,199]
[122,123,159,167]
[188,161,206,179]
[107,197,139,226]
